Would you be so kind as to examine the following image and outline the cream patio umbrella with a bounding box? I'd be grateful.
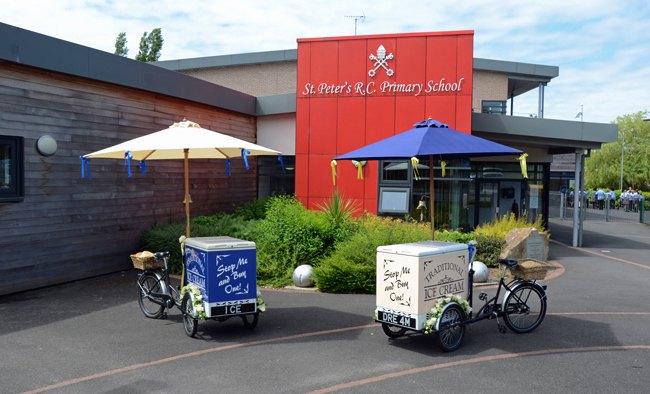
[83,119,281,237]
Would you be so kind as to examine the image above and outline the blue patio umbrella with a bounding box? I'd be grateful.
[334,119,523,239]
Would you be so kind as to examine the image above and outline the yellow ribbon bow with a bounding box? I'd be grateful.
[330,160,337,185]
[517,153,528,179]
[440,160,447,177]
[354,161,364,180]
[411,157,420,180]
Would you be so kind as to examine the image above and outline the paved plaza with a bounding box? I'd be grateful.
[1,218,649,393]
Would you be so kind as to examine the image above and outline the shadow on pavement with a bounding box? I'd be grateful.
[378,314,620,358]
[0,270,144,335]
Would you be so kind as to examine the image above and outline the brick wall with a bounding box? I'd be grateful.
[472,70,508,112]
[182,62,297,97]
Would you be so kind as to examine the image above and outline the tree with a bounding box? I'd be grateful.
[135,28,164,62]
[585,111,650,191]
[114,32,128,57]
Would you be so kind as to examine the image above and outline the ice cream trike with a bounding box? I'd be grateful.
[135,236,263,338]
[374,241,549,352]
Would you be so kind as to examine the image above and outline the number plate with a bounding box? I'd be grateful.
[210,302,256,317]
[376,310,416,329]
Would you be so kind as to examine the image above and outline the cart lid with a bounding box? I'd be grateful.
[377,241,467,257]
[184,236,256,250]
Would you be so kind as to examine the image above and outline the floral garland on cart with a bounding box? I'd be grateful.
[181,283,207,320]
[423,294,471,334]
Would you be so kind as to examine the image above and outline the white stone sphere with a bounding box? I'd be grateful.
[292,264,314,287]
[471,261,489,283]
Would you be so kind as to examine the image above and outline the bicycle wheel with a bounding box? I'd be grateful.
[137,272,164,319]
[436,304,466,352]
[503,283,547,333]
[241,313,259,329]
[381,323,407,338]
[182,292,198,338]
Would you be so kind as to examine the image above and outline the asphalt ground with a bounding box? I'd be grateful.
[1,218,649,393]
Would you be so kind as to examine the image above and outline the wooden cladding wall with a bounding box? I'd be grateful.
[0,61,257,295]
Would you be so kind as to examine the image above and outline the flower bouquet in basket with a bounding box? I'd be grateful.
[130,251,162,270]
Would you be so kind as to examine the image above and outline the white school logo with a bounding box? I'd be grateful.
[368,45,394,77]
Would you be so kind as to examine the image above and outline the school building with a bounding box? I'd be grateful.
[0,23,617,295]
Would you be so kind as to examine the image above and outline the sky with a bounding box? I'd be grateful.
[1,0,649,124]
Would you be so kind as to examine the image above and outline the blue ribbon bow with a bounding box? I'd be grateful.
[79,156,91,179]
[278,155,285,173]
[241,149,251,171]
[139,160,146,176]
[226,159,231,176]
[124,151,133,177]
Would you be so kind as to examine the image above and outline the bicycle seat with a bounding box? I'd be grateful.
[154,251,170,259]
[499,258,519,268]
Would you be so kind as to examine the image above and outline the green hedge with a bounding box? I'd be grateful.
[255,195,356,286]
[314,216,432,293]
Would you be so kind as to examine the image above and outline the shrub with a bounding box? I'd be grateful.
[233,197,272,220]
[474,234,505,267]
[313,215,431,293]
[475,213,547,239]
[316,190,361,243]
[255,196,341,284]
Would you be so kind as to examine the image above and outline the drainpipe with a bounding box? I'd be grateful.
[538,83,546,119]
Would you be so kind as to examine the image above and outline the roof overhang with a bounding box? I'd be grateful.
[0,22,257,116]
[474,58,559,97]
[472,112,618,152]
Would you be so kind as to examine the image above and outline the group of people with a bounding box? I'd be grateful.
[620,187,644,212]
[567,187,645,212]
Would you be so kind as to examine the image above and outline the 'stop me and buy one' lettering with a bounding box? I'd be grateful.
[301,78,465,97]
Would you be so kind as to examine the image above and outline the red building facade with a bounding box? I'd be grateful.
[296,31,474,212]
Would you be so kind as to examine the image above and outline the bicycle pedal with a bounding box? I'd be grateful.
[478,292,488,301]
[498,324,507,334]
[160,313,168,319]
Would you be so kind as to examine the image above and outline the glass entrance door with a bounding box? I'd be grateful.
[478,181,499,224]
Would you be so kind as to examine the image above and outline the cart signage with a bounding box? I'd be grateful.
[211,302,256,317]
[423,259,467,301]
[185,248,207,290]
[376,310,416,329]
[209,249,256,303]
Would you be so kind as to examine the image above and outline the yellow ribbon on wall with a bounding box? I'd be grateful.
[330,160,337,185]
[517,153,529,179]
[355,161,364,180]
[411,157,420,180]
[440,160,447,177]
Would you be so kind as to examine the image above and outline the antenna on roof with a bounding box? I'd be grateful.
[345,12,365,35]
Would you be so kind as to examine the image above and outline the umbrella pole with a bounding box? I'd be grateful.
[429,156,435,240]
[183,149,191,237]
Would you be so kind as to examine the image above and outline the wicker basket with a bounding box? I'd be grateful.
[130,252,162,270]
[507,259,553,281]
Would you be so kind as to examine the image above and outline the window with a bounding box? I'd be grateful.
[378,187,410,214]
[257,155,295,199]
[482,100,507,115]
[0,136,24,202]
[381,160,410,183]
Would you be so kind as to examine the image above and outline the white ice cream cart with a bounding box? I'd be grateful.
[375,241,470,334]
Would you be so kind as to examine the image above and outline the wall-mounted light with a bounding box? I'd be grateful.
[36,135,57,156]
[352,160,366,180]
